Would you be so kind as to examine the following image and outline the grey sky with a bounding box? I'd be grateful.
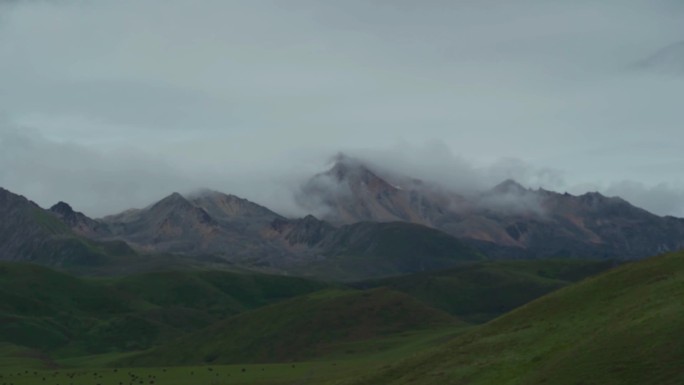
[1,0,683,217]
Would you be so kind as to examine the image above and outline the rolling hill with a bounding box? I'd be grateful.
[354,250,684,385]
[119,288,462,366]
[0,258,615,370]
[356,259,615,323]
[0,263,330,357]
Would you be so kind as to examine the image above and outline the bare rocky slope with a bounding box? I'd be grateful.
[0,187,481,279]
[300,156,684,260]
[0,188,133,267]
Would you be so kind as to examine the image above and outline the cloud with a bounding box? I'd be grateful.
[0,124,192,216]
[477,187,547,216]
[2,123,683,220]
[604,181,684,217]
[0,122,327,218]
[329,141,566,193]
[0,0,682,217]
[636,40,684,75]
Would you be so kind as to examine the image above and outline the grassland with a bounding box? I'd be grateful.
[0,263,330,357]
[0,326,470,385]
[120,288,462,366]
[0,362,367,385]
[352,250,684,385]
[6,253,675,385]
[0,258,607,363]
[356,258,615,322]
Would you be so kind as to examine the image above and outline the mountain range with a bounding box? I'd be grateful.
[1,155,683,384]
[300,155,684,260]
[2,155,684,279]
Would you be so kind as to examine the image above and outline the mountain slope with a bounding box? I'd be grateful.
[355,250,684,385]
[48,201,108,237]
[0,262,330,356]
[1,185,481,279]
[93,190,485,279]
[273,219,484,280]
[0,188,122,267]
[299,155,451,226]
[301,157,684,260]
[121,288,462,366]
[101,192,220,252]
[356,259,615,323]
[99,192,291,268]
[187,189,284,226]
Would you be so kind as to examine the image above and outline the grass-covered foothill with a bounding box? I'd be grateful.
[356,258,615,323]
[4,252,679,385]
[0,263,330,358]
[0,257,618,371]
[354,250,684,385]
[120,288,462,366]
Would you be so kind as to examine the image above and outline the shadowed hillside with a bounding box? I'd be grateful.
[121,288,462,366]
[285,221,485,280]
[0,263,329,357]
[356,259,615,323]
[0,188,133,267]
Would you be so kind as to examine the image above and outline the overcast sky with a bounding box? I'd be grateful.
[1,0,683,217]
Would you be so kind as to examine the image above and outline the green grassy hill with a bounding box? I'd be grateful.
[0,258,618,374]
[0,263,130,351]
[354,250,684,385]
[0,263,330,359]
[357,259,615,323]
[0,255,655,385]
[121,288,462,366]
[111,270,331,317]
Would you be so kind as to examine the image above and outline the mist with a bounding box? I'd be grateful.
[1,0,683,218]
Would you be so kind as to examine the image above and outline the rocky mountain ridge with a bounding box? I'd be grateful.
[298,156,684,259]
[1,156,683,277]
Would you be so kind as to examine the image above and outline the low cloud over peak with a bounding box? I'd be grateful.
[0,1,682,218]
